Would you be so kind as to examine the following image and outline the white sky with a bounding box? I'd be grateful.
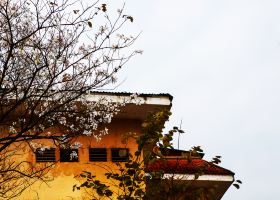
[105,0,280,199]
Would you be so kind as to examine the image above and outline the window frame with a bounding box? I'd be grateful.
[111,148,129,162]
[35,148,56,162]
[59,148,79,162]
[89,148,107,162]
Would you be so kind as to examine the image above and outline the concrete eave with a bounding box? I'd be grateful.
[162,173,234,200]
[86,92,173,120]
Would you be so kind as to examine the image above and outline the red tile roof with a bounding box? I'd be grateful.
[146,159,234,175]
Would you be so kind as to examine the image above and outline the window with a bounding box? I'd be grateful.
[35,148,56,162]
[89,148,107,162]
[60,149,79,162]
[111,148,129,162]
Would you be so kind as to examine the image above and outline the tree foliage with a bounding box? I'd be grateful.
[0,0,139,198]
[75,110,242,200]
[0,0,139,151]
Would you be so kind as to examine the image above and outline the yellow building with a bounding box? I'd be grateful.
[16,92,173,200]
[3,92,234,200]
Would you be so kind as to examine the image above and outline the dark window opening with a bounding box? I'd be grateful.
[35,148,56,162]
[89,148,107,162]
[111,148,129,162]
[60,149,79,162]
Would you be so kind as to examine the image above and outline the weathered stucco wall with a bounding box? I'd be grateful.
[16,118,142,200]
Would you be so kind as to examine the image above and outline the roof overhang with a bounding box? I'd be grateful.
[1,91,172,122]
[162,173,234,200]
[163,174,234,182]
[87,92,173,120]
[146,158,234,200]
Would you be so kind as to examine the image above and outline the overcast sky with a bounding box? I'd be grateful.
[105,0,280,199]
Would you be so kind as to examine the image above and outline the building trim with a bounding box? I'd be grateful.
[162,174,234,182]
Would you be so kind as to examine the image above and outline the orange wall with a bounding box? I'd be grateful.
[16,118,142,200]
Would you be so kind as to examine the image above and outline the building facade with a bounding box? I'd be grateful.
[4,92,233,200]
[17,92,173,200]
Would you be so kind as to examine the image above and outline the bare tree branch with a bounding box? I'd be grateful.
[0,0,140,198]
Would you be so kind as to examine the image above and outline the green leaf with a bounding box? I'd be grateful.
[134,150,141,156]
[236,180,242,184]
[127,169,135,176]
[233,184,240,189]
[127,16,133,22]
[105,189,113,197]
[178,129,185,133]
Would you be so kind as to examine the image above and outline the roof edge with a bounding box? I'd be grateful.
[89,91,173,101]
